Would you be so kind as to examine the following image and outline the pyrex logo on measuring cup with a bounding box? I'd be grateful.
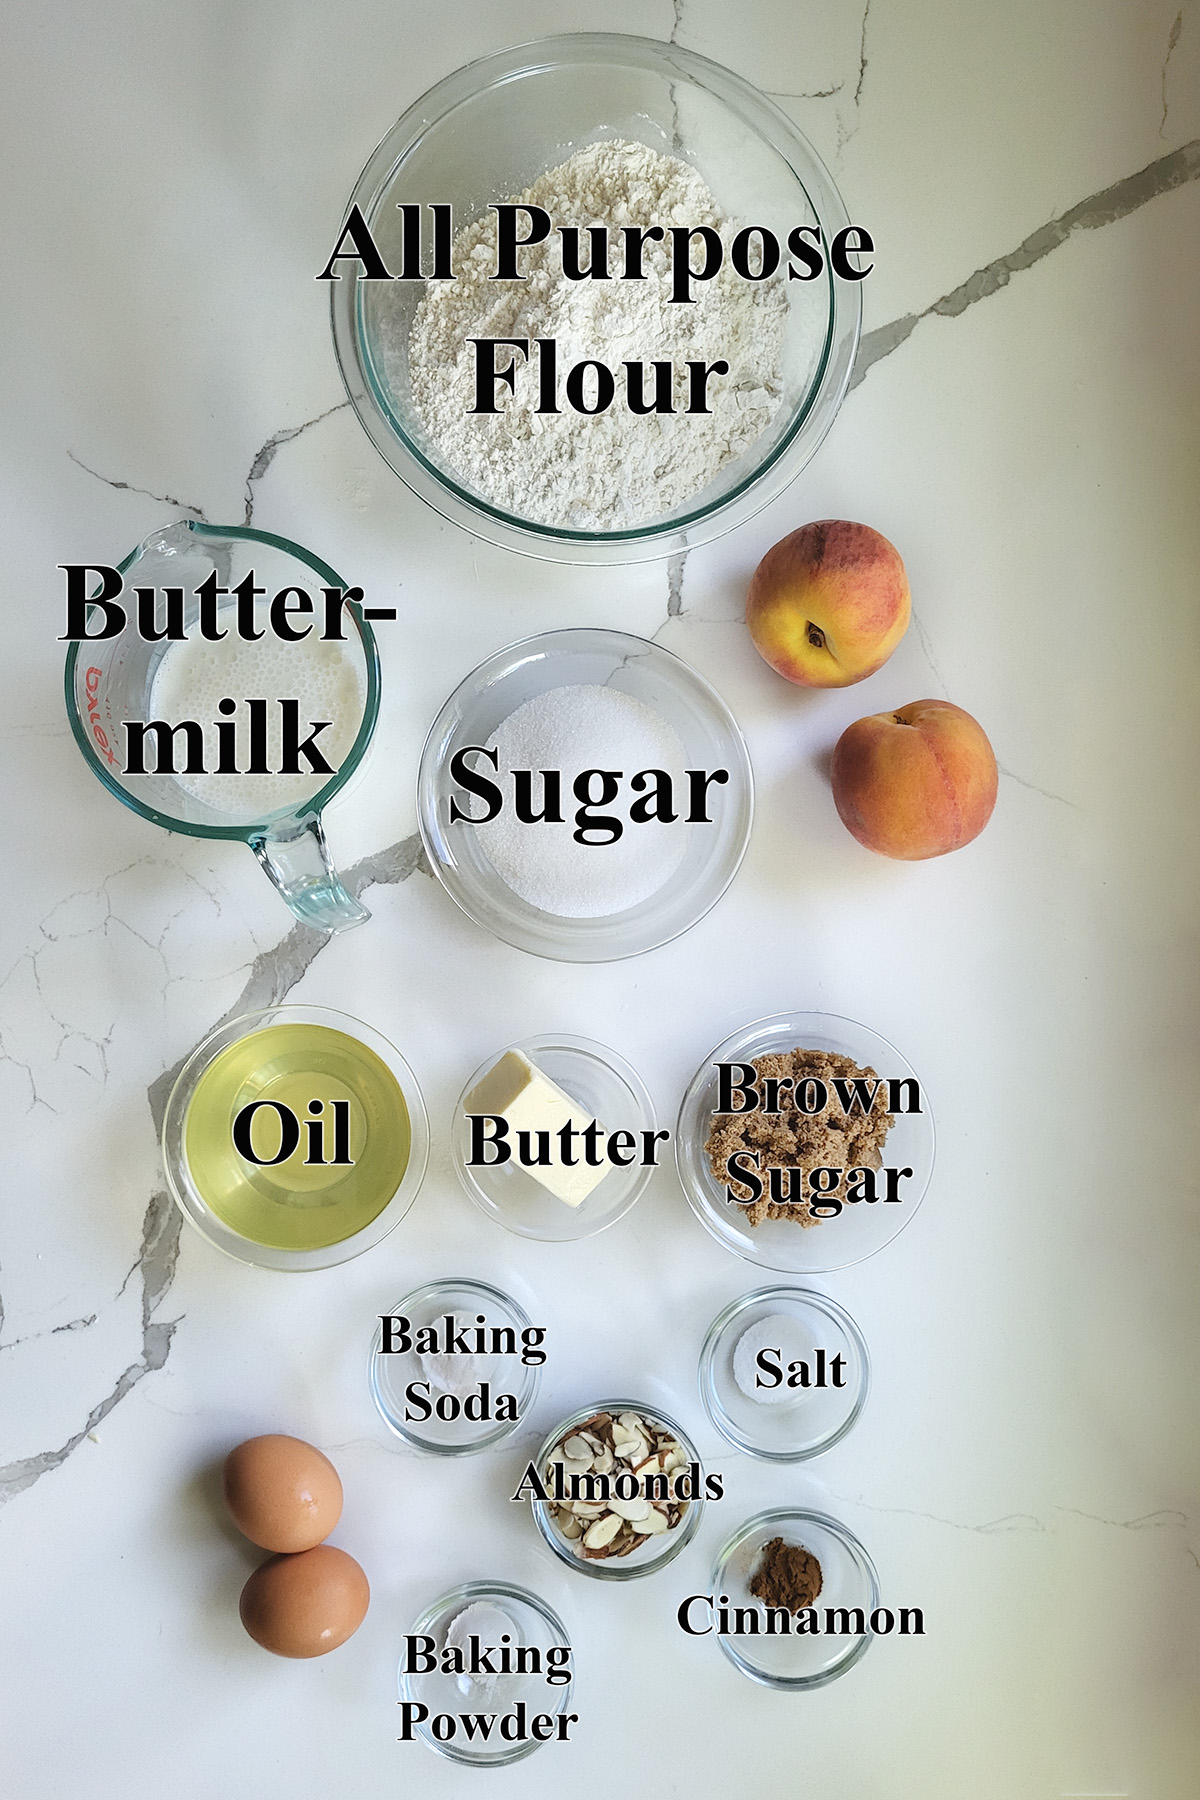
[83,664,118,767]
[63,520,386,932]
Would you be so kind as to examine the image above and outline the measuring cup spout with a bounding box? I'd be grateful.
[250,813,369,933]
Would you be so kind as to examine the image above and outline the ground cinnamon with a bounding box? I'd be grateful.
[749,1536,823,1612]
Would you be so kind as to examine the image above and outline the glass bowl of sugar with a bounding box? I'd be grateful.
[331,33,861,564]
[417,628,753,961]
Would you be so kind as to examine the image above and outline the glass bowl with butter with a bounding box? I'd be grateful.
[452,1035,658,1241]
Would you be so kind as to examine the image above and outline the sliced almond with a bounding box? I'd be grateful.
[562,1435,593,1463]
[634,1450,668,1477]
[632,1507,669,1534]
[609,1495,652,1522]
[583,1512,623,1550]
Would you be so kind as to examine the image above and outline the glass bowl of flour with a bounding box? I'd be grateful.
[417,628,753,960]
[331,34,860,563]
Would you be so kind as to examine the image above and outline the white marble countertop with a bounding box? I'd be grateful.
[3,1,1199,1794]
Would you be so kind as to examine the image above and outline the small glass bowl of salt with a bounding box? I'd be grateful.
[417,628,753,961]
[698,1286,869,1462]
[369,1278,541,1455]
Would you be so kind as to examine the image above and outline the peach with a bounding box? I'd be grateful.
[830,699,997,859]
[746,520,910,687]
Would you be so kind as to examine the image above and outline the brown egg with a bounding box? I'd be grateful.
[222,1434,343,1553]
[239,1544,369,1658]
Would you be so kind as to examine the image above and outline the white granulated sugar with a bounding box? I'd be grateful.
[399,139,790,529]
[474,684,691,918]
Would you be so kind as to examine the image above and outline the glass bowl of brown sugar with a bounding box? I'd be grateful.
[675,1010,935,1274]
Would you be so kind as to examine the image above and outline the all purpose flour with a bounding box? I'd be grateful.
[396,140,791,530]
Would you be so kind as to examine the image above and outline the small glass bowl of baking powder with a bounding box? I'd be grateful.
[709,1509,879,1689]
[676,1010,935,1274]
[698,1286,870,1462]
[369,1278,542,1455]
[331,34,860,563]
[417,628,753,962]
[530,1399,705,1580]
[398,1581,574,1766]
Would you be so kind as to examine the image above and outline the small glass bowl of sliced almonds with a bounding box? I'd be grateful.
[530,1399,706,1580]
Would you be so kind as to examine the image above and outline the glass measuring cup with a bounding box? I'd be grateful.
[64,520,380,932]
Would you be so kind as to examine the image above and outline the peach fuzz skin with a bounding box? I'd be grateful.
[746,520,911,688]
[831,700,998,860]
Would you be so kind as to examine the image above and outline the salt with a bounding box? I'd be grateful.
[474,684,690,918]
[732,1314,815,1405]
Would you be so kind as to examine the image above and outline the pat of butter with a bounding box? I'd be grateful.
[464,1050,609,1207]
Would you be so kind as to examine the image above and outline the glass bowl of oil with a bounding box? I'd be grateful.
[162,1004,429,1270]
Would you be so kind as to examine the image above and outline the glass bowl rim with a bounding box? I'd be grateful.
[675,1008,936,1273]
[710,1505,880,1690]
[369,1276,542,1453]
[530,1396,705,1580]
[329,31,861,562]
[162,1002,429,1271]
[416,625,755,963]
[697,1284,871,1462]
[451,1032,658,1241]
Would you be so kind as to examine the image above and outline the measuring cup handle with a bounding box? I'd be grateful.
[249,813,369,933]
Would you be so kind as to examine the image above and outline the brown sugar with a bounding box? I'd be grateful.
[703,1047,893,1227]
[749,1536,823,1612]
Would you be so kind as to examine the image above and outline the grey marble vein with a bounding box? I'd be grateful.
[854,0,872,108]
[836,0,873,154]
[243,399,351,524]
[0,832,427,1508]
[851,138,1200,390]
[766,84,845,102]
[66,451,208,522]
[0,1314,97,1355]
[997,763,1078,809]
[666,550,687,617]
[908,611,948,698]
[1162,11,1184,137]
